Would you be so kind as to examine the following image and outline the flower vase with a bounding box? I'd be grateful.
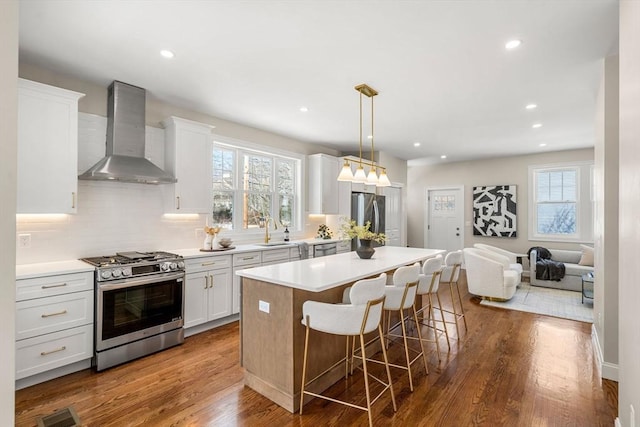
[211,234,220,249]
[203,234,213,250]
[356,239,375,259]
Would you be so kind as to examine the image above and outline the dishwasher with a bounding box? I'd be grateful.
[313,242,338,257]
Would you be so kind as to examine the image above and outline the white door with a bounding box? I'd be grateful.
[426,187,464,252]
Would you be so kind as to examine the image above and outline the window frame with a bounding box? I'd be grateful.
[211,135,303,237]
[528,161,594,243]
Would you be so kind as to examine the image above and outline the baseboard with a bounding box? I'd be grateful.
[15,358,92,390]
[184,314,239,338]
[591,324,619,381]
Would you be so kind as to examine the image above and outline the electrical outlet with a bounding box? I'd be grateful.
[195,228,205,239]
[18,234,31,248]
[259,300,270,314]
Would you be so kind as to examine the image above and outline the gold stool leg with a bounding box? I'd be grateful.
[359,332,374,427]
[411,304,429,375]
[448,282,462,339]
[453,280,468,332]
[428,298,442,361]
[398,307,414,392]
[435,293,451,350]
[378,324,397,412]
[299,323,310,415]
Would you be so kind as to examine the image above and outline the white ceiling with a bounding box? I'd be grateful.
[18,0,619,164]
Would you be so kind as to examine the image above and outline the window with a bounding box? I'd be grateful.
[529,162,593,242]
[211,139,301,234]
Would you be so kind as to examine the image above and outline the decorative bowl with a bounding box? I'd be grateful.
[218,238,233,248]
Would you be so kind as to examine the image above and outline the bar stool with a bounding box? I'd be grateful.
[300,273,396,427]
[440,250,467,339]
[415,255,449,358]
[381,262,428,392]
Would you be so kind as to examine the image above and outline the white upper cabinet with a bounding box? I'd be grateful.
[308,154,339,214]
[162,116,214,213]
[17,79,84,214]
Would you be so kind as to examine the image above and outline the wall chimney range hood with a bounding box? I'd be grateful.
[78,81,177,184]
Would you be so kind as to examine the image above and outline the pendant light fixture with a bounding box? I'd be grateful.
[336,84,391,187]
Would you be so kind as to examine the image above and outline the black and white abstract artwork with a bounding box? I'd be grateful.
[473,185,517,237]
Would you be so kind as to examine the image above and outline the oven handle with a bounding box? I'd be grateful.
[98,271,185,291]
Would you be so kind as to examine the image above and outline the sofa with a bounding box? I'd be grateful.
[463,247,518,301]
[529,248,594,292]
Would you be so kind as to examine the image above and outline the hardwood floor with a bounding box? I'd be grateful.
[15,275,617,426]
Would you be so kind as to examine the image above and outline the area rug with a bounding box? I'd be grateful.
[479,282,593,323]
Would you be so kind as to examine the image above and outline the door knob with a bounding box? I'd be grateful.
[456,233,460,236]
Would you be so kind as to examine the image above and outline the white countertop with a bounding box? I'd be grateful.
[171,238,344,259]
[14,238,346,279]
[236,246,445,292]
[16,260,95,280]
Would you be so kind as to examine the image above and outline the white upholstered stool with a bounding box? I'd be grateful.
[440,250,467,339]
[299,273,396,427]
[415,255,449,358]
[381,262,428,392]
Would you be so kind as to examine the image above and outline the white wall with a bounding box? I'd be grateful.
[407,148,594,252]
[618,2,640,426]
[594,54,619,381]
[0,1,18,424]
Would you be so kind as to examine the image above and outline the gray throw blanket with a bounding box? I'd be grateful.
[528,246,566,281]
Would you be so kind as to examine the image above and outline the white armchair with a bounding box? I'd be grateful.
[463,247,518,301]
[473,243,523,280]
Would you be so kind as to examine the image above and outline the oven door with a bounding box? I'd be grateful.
[96,271,184,351]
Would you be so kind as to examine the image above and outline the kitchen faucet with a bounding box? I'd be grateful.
[264,216,279,243]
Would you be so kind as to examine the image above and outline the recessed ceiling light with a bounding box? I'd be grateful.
[299,107,308,112]
[367,135,373,139]
[526,103,537,110]
[160,49,175,59]
[539,143,547,147]
[532,123,542,128]
[440,155,447,159]
[505,39,522,50]
[413,142,421,147]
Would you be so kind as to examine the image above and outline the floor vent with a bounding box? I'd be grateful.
[36,406,81,427]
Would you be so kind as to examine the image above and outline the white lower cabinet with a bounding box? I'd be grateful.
[15,271,94,380]
[232,252,262,315]
[184,255,232,329]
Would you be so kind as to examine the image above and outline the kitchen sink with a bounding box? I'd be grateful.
[256,242,292,246]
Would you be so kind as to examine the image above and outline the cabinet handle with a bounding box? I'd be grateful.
[41,283,68,289]
[41,309,68,318]
[71,192,76,209]
[241,257,256,261]
[176,196,180,210]
[209,275,214,288]
[41,346,66,356]
[204,276,209,289]
[201,261,216,267]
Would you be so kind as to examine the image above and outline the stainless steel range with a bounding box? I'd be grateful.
[81,251,185,371]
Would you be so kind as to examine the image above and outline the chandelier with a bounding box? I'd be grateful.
[337,84,391,187]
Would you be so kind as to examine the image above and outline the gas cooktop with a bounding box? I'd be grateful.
[81,251,181,267]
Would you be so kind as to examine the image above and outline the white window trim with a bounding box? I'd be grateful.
[528,160,594,243]
[212,134,304,237]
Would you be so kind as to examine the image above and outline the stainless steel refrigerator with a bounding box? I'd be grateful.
[351,192,386,250]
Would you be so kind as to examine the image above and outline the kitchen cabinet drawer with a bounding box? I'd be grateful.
[16,272,93,302]
[185,255,231,273]
[337,240,352,253]
[261,248,291,264]
[233,252,262,267]
[16,290,93,341]
[16,324,93,380]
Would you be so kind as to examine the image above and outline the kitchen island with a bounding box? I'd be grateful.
[236,246,445,412]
